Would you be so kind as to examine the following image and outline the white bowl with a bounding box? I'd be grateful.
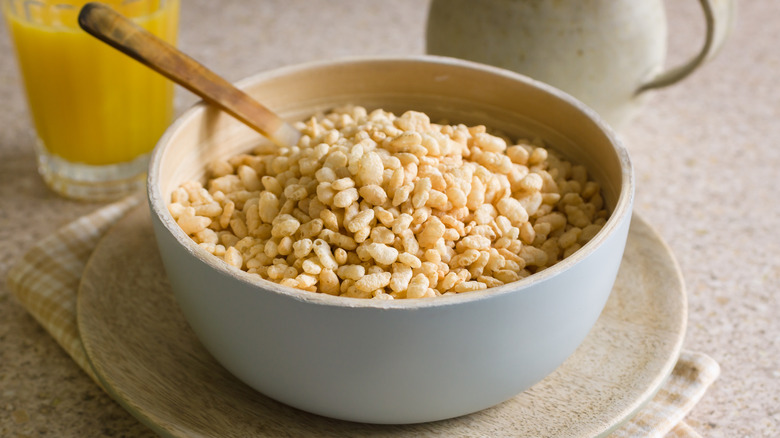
[147,56,633,424]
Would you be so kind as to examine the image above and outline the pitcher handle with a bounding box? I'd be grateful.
[637,0,736,93]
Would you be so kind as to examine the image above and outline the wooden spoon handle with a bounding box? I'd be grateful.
[78,2,300,148]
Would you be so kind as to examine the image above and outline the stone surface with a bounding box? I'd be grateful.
[0,0,777,437]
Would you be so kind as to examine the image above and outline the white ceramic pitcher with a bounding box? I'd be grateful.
[426,0,736,130]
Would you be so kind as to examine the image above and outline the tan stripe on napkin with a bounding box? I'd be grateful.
[5,193,143,385]
[610,351,721,437]
[666,422,705,438]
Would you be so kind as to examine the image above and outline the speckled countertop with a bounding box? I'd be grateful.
[0,1,777,437]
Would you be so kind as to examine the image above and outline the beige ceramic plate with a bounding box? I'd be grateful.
[78,205,686,437]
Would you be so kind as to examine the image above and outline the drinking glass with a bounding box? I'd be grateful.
[3,0,180,201]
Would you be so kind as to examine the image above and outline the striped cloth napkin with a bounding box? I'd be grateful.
[6,194,720,437]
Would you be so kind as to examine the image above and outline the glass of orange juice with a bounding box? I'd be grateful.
[3,0,179,201]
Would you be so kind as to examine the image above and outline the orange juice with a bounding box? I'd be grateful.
[4,0,179,165]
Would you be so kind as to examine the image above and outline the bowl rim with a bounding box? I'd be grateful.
[148,54,634,310]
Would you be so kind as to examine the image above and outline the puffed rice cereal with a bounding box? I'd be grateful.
[168,106,609,299]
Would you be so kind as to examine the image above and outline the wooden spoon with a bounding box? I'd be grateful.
[78,2,301,148]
